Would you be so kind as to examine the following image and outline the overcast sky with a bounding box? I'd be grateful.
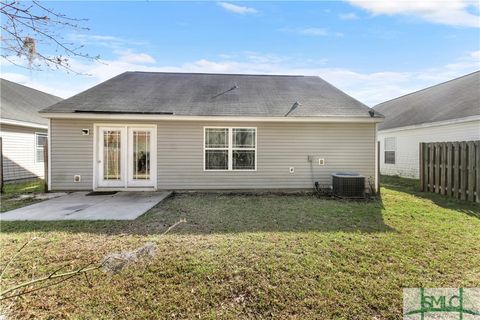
[1,1,479,106]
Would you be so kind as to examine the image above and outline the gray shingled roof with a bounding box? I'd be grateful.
[374,71,480,131]
[40,71,381,118]
[1,78,62,126]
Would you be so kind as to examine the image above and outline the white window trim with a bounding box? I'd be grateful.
[35,132,47,163]
[203,127,257,172]
[384,137,396,165]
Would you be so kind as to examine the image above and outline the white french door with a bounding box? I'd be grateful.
[127,127,155,187]
[98,127,126,188]
[96,125,156,189]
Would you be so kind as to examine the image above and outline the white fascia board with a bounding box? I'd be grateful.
[0,118,48,129]
[41,113,384,123]
[379,115,480,134]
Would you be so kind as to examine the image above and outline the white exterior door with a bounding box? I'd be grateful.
[127,127,156,187]
[98,127,127,188]
[96,125,156,189]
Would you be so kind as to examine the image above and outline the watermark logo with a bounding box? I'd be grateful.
[404,288,480,319]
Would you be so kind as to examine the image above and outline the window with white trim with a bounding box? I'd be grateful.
[35,132,47,163]
[204,127,256,171]
[384,137,396,164]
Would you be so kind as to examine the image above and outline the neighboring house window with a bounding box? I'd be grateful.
[384,137,396,164]
[35,133,47,163]
[204,127,256,171]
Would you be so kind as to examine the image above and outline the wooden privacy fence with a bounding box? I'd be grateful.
[420,141,480,203]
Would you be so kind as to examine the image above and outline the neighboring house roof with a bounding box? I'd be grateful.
[40,71,382,119]
[374,71,480,131]
[1,78,62,126]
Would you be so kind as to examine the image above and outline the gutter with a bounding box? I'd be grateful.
[378,115,480,133]
[40,112,384,123]
[0,118,48,129]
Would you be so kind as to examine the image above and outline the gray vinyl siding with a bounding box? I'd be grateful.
[0,124,46,181]
[50,119,376,191]
[50,119,93,190]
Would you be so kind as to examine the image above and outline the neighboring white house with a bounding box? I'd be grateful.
[375,71,480,179]
[0,79,62,181]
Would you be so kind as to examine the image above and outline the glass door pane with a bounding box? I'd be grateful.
[127,127,155,187]
[97,126,154,189]
[103,130,122,180]
[132,131,150,180]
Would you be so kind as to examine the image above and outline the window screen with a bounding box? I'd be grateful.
[384,137,396,164]
[204,128,256,170]
[36,133,47,163]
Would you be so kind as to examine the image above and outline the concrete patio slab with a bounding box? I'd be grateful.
[1,191,172,221]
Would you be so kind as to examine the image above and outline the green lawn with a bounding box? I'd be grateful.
[0,179,45,212]
[0,176,479,319]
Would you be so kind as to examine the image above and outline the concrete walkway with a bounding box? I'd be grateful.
[1,191,172,221]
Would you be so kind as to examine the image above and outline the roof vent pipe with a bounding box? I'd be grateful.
[211,83,238,99]
[285,101,301,117]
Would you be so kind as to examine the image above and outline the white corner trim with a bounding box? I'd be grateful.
[41,113,384,123]
[0,118,48,129]
[379,115,480,134]
[47,118,51,191]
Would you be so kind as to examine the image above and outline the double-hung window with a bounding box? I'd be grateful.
[35,132,47,163]
[204,127,256,171]
[384,137,396,164]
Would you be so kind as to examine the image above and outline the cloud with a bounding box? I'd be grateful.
[348,0,480,28]
[217,2,258,14]
[279,27,342,37]
[1,71,83,98]
[317,51,480,106]
[181,52,478,106]
[68,34,148,49]
[3,50,478,106]
[115,50,156,64]
[299,28,329,36]
[1,72,29,83]
[339,12,359,20]
[90,49,480,106]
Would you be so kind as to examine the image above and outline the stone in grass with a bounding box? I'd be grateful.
[101,243,157,274]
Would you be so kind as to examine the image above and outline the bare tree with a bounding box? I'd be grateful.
[0,0,99,73]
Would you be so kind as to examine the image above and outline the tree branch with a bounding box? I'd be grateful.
[0,220,187,301]
[0,263,101,300]
[0,237,37,281]
[1,0,99,73]
[161,218,187,236]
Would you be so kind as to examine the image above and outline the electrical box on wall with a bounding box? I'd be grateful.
[82,129,90,135]
[74,175,81,182]
[318,158,325,166]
